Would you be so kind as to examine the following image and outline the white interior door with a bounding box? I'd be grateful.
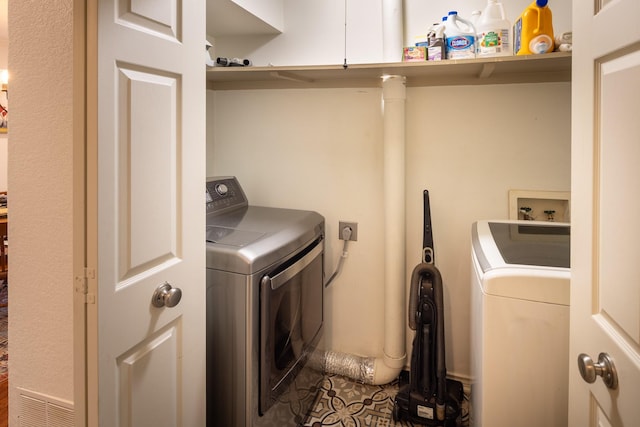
[570,0,640,425]
[92,0,206,425]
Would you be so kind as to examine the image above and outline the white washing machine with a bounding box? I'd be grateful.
[470,220,570,427]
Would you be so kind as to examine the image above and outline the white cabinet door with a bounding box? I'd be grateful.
[570,0,640,425]
[92,0,206,425]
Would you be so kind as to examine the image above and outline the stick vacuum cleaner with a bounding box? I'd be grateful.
[393,190,464,426]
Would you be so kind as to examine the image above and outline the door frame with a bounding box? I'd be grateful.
[72,0,97,425]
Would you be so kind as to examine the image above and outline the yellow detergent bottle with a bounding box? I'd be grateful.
[514,0,554,55]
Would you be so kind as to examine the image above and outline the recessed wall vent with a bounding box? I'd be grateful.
[18,388,74,427]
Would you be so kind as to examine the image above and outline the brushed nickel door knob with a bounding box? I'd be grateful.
[577,352,618,389]
[152,282,182,308]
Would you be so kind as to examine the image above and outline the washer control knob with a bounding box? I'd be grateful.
[215,183,229,196]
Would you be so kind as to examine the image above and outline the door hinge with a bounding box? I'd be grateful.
[75,267,96,304]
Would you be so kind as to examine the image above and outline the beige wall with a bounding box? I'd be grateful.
[8,0,75,421]
[207,82,571,380]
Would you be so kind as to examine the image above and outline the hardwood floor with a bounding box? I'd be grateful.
[0,379,7,427]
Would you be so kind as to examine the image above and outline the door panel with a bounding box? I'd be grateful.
[117,65,179,280]
[94,0,205,425]
[118,322,180,427]
[117,0,180,39]
[570,0,640,425]
[594,401,613,427]
[597,50,640,347]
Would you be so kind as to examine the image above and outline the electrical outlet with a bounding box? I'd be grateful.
[338,221,358,241]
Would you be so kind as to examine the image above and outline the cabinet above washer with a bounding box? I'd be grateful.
[207,0,284,37]
[206,52,571,90]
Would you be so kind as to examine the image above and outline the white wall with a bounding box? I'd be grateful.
[8,0,75,419]
[208,81,571,379]
[211,0,383,65]
[211,0,571,66]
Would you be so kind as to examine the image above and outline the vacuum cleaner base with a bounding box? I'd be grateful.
[393,378,463,427]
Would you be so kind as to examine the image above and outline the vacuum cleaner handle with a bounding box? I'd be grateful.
[410,189,435,330]
[408,264,421,330]
[422,190,435,264]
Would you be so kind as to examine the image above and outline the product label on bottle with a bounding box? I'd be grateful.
[514,18,522,54]
[428,38,445,61]
[478,29,509,55]
[446,35,476,59]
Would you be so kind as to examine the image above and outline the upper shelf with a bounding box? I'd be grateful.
[206,51,571,90]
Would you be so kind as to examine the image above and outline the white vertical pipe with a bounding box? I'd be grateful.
[374,74,407,384]
[324,5,408,385]
[322,78,408,385]
[382,0,404,62]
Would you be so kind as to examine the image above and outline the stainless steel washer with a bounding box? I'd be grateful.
[206,176,325,427]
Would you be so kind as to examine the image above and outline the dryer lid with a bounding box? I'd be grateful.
[206,205,324,274]
[206,225,265,247]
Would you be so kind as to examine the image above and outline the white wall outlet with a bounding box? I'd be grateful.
[338,221,358,241]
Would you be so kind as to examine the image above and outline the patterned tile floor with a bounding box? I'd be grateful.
[302,374,469,427]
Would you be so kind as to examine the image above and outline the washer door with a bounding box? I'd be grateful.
[259,238,324,415]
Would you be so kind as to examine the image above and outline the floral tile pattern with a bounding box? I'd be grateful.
[303,374,468,427]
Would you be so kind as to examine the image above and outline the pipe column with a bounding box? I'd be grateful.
[374,74,407,383]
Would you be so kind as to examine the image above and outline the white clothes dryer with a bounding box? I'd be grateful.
[470,220,570,427]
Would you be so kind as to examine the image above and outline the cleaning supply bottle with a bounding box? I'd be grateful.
[476,0,511,57]
[514,0,554,55]
[444,11,476,59]
[426,20,446,61]
[470,10,482,27]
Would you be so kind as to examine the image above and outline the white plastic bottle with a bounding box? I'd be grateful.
[444,11,476,60]
[476,0,512,57]
[471,10,482,27]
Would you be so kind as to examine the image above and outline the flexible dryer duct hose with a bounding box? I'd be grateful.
[324,75,407,385]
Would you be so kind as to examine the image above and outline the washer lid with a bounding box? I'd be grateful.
[489,221,570,268]
[473,220,570,272]
[472,220,570,305]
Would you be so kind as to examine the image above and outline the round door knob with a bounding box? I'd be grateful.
[152,282,182,308]
[577,352,618,390]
